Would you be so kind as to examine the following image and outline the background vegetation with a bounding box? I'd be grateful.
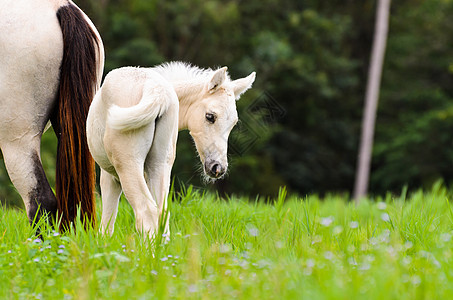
[2,0,453,205]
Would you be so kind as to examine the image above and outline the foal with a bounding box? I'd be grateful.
[87,62,255,239]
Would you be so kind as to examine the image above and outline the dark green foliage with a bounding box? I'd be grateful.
[3,0,453,206]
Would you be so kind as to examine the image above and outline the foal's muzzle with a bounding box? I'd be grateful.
[204,160,226,179]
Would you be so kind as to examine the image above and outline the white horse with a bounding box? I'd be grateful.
[87,62,255,238]
[0,0,104,227]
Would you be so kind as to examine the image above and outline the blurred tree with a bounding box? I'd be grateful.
[354,0,391,202]
[372,0,453,193]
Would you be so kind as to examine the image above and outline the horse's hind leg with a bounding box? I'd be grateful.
[1,135,57,225]
[100,169,122,235]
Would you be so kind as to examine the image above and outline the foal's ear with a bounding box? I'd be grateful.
[232,72,256,100]
[208,67,228,93]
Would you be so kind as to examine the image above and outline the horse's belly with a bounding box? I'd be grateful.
[0,0,63,132]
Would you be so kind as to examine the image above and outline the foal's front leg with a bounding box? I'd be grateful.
[145,100,178,239]
[100,169,122,235]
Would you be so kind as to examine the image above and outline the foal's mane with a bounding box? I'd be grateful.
[154,62,230,83]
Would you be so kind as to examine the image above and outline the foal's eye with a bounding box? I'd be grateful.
[206,113,216,124]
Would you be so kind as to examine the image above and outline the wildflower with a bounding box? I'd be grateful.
[365,255,375,262]
[58,245,65,249]
[381,213,390,222]
[151,270,158,275]
[275,241,284,249]
[377,202,387,210]
[219,244,231,253]
[324,251,334,260]
[7,250,12,254]
[33,258,40,262]
[306,258,315,268]
[311,235,322,244]
[58,249,64,254]
[349,221,359,229]
[380,230,391,243]
[247,226,259,237]
[333,225,343,235]
[218,257,226,265]
[358,262,370,271]
[53,232,60,237]
[188,284,198,293]
[160,257,168,262]
[320,216,334,227]
[411,275,421,286]
[404,241,413,250]
[402,256,412,266]
[440,233,451,242]
[348,257,357,266]
[33,238,42,244]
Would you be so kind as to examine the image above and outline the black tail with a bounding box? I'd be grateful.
[53,4,100,229]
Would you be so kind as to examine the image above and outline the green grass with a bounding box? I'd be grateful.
[1,183,453,299]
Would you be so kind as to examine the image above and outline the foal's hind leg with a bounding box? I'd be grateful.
[100,169,122,235]
[104,123,159,239]
[1,135,57,224]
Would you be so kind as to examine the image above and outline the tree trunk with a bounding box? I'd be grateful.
[353,0,391,203]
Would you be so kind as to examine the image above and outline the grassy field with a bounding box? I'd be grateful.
[1,183,452,299]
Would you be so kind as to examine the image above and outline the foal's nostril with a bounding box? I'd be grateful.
[205,161,225,178]
[211,164,221,177]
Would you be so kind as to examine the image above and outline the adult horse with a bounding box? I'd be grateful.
[0,0,104,228]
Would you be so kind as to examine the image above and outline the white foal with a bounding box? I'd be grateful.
[87,62,255,239]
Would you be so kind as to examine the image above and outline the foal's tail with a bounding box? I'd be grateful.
[107,82,175,132]
[53,3,104,229]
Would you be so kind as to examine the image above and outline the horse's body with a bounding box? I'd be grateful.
[0,0,104,226]
[87,62,255,238]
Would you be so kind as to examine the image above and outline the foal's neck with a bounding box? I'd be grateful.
[168,80,206,130]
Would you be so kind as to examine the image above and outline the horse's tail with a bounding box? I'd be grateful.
[53,3,103,229]
[107,80,174,132]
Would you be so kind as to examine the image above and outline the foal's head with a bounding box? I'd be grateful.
[187,67,255,181]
